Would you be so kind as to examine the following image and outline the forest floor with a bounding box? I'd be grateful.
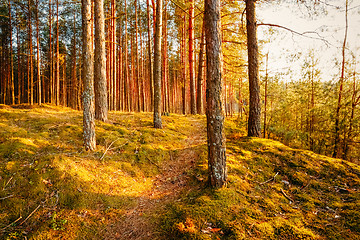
[0,104,359,240]
[102,118,205,239]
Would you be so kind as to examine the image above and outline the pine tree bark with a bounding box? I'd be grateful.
[189,0,196,114]
[153,0,163,128]
[106,16,112,110]
[16,8,21,104]
[118,18,124,111]
[62,58,66,105]
[94,0,108,122]
[162,2,169,113]
[124,0,130,111]
[49,0,53,103]
[36,0,41,105]
[72,13,77,109]
[112,0,117,111]
[181,15,186,115]
[134,0,141,112]
[8,0,15,105]
[197,22,205,115]
[204,0,226,188]
[55,0,60,105]
[28,0,34,105]
[131,33,136,111]
[246,0,261,137]
[82,0,96,151]
[146,0,154,110]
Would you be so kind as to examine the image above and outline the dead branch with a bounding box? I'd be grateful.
[1,216,22,231]
[99,138,126,161]
[0,195,14,200]
[169,151,174,161]
[260,172,278,185]
[145,156,162,170]
[20,204,41,225]
[258,23,331,46]
[280,189,294,202]
[3,176,14,191]
[301,180,311,190]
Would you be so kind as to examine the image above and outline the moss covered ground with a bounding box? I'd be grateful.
[0,105,359,239]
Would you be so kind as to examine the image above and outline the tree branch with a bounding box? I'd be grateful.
[258,23,331,46]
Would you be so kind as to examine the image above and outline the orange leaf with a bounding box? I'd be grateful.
[210,228,221,233]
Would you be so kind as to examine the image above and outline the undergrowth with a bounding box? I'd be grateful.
[0,104,359,239]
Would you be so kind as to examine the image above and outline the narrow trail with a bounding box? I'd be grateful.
[104,119,206,240]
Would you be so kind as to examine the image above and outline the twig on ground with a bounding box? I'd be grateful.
[301,180,311,190]
[169,151,174,161]
[100,139,128,161]
[1,216,22,231]
[280,189,294,202]
[3,176,14,191]
[260,172,279,185]
[145,156,162,170]
[0,195,14,200]
[100,139,119,160]
[20,204,41,225]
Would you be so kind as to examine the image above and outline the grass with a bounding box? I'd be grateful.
[0,104,359,239]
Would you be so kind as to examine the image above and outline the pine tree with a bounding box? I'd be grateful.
[204,0,227,188]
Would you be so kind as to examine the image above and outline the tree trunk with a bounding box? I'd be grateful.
[181,14,186,115]
[77,51,83,110]
[204,0,226,188]
[153,0,163,128]
[28,0,34,105]
[112,0,117,111]
[162,1,169,113]
[146,0,153,110]
[49,0,53,104]
[56,0,60,105]
[118,16,124,111]
[140,33,145,111]
[189,0,196,114]
[263,53,268,138]
[16,8,21,104]
[124,0,130,111]
[36,0,41,105]
[343,66,357,160]
[82,0,96,151]
[8,0,15,105]
[62,58,66,105]
[309,57,315,151]
[197,22,205,115]
[94,0,108,122]
[106,15,112,110]
[246,0,261,137]
[333,0,348,158]
[134,0,141,112]
[72,13,77,109]
[131,33,135,111]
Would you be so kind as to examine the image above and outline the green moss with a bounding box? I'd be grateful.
[1,107,360,239]
[274,221,316,240]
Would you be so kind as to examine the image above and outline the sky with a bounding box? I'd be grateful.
[257,0,360,82]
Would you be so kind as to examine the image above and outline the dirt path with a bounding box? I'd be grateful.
[104,120,206,239]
